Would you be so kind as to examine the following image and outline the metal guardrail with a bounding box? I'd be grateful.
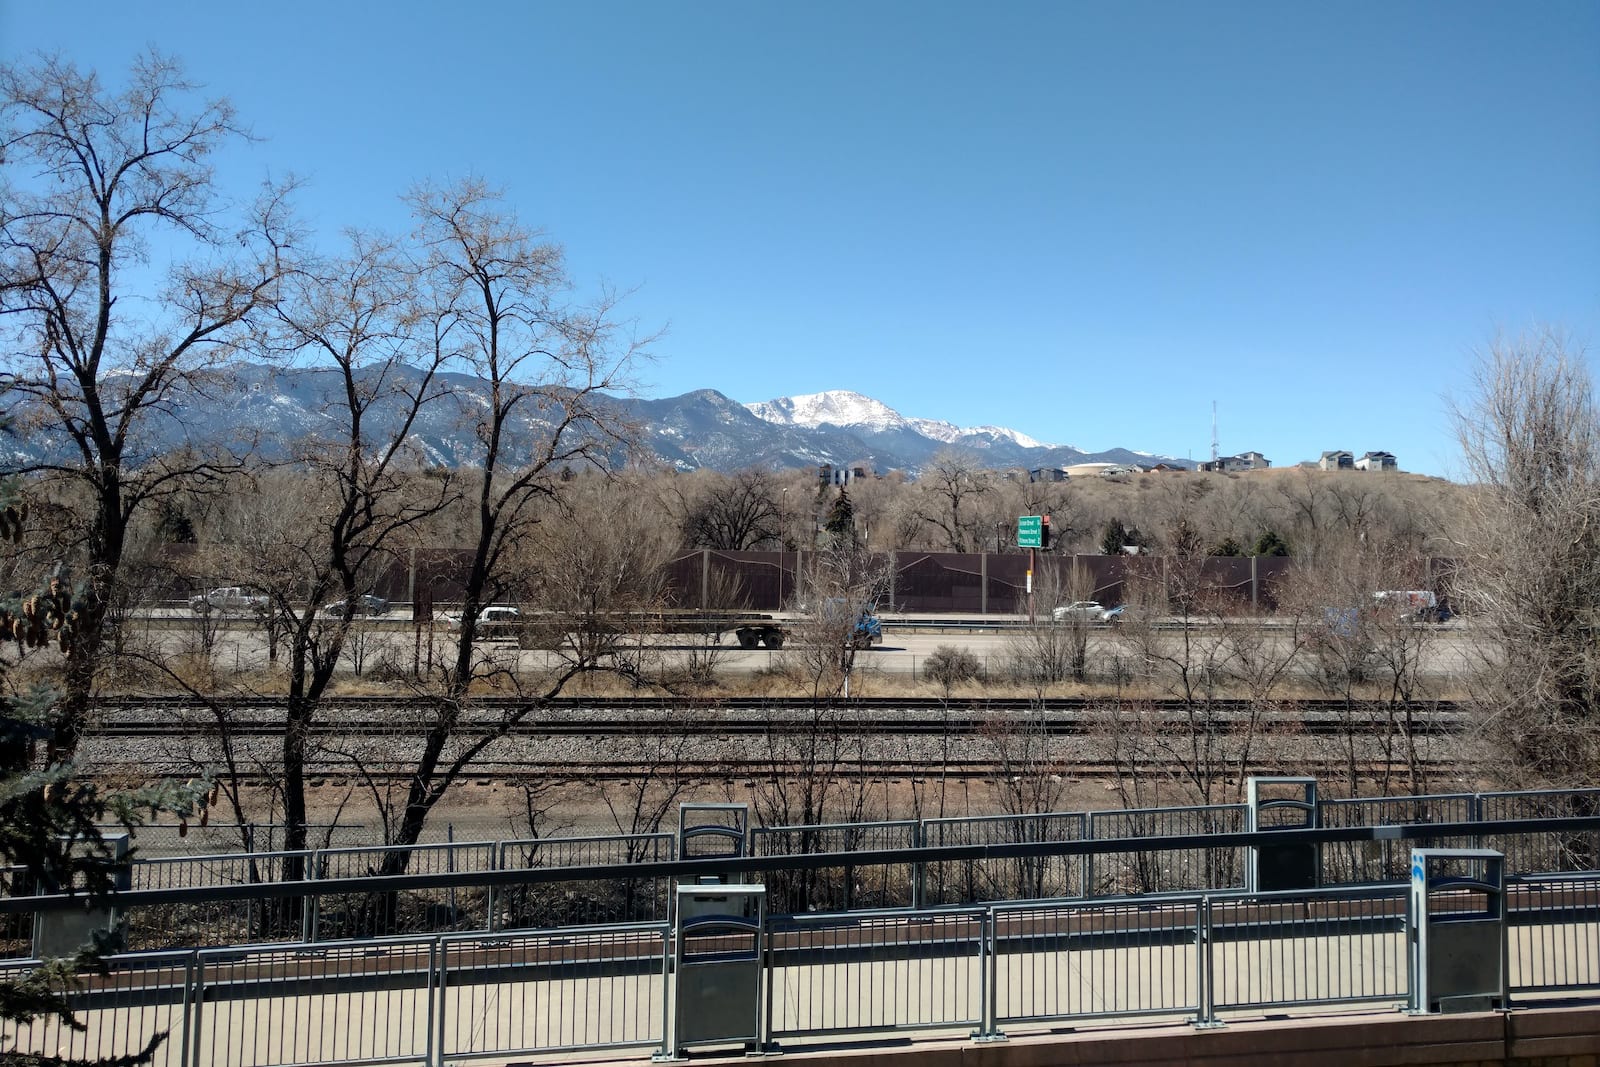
[5,869,1595,1066]
[439,922,669,1060]
[1508,872,1600,997]
[7,808,1600,960]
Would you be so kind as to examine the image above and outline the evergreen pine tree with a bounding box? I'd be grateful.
[1253,529,1290,557]
[824,488,856,543]
[0,484,207,1066]
[1100,519,1129,556]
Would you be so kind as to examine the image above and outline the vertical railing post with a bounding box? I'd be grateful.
[1081,817,1094,898]
[178,951,196,1067]
[1406,877,1421,1012]
[485,847,497,933]
[446,826,458,922]
[306,849,322,943]
[1196,896,1220,1027]
[428,937,442,1067]
[187,952,207,1067]
[974,908,1005,1041]
[911,821,926,910]
[761,920,777,1052]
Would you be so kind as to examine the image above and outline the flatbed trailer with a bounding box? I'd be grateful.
[502,609,885,651]
[508,611,792,650]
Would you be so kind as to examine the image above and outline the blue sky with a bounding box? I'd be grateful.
[4,1,1597,477]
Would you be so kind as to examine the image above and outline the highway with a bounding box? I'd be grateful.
[118,608,1488,680]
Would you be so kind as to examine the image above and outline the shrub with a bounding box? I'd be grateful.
[923,644,985,688]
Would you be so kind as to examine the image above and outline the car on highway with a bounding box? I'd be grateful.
[321,594,390,618]
[189,586,268,615]
[438,605,522,638]
[1051,600,1121,624]
[1373,590,1448,623]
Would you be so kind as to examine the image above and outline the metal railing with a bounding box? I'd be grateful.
[752,820,918,913]
[1086,804,1245,895]
[1508,872,1600,998]
[6,864,1593,1066]
[9,790,1600,961]
[438,923,668,1060]
[100,822,369,857]
[990,895,1202,1030]
[765,906,987,1042]
[1203,885,1410,1019]
[924,811,1091,906]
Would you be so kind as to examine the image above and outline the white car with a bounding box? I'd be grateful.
[1052,601,1118,624]
[442,605,522,636]
[189,586,268,615]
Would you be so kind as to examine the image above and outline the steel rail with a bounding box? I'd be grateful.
[92,712,1467,738]
[79,758,1474,784]
[90,694,1465,712]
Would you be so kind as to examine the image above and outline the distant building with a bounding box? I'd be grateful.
[1199,452,1270,473]
[1028,467,1070,483]
[1355,450,1398,472]
[1319,450,1354,471]
[817,461,874,485]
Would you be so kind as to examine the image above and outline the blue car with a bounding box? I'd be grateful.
[322,594,390,618]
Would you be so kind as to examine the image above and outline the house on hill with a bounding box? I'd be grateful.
[1355,450,1398,472]
[1199,452,1270,473]
[1320,450,1354,471]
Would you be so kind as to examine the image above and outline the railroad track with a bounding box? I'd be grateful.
[75,694,1472,783]
[76,694,1472,783]
[94,713,1467,738]
[85,760,1456,784]
[92,694,1464,715]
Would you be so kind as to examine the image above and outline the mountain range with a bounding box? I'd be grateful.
[4,365,1192,476]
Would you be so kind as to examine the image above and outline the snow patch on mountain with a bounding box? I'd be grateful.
[960,425,1048,449]
[746,391,906,432]
[746,390,1056,449]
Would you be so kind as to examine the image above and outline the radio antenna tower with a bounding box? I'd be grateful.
[1210,400,1219,465]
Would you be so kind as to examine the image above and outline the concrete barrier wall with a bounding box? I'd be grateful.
[701,1005,1600,1067]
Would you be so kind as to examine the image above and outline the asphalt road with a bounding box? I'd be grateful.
[125,611,1487,682]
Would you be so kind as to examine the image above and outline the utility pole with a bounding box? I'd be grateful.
[1211,400,1219,467]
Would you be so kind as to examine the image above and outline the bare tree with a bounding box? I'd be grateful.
[749,541,891,853]
[375,179,653,867]
[516,470,678,679]
[913,449,992,552]
[980,701,1082,899]
[680,467,782,549]
[1453,330,1600,788]
[1116,532,1267,806]
[1006,559,1105,685]
[0,52,290,759]
[250,233,454,861]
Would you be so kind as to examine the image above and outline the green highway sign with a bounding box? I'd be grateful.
[1016,515,1042,549]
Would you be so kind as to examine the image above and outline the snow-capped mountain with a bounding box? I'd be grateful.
[746,390,1050,451]
[0,370,1192,476]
